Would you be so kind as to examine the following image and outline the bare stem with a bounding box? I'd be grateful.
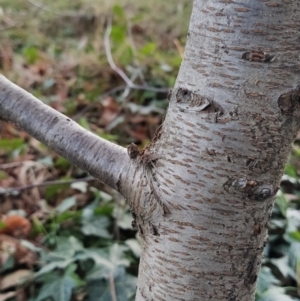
[109,273,118,301]
[0,176,95,196]
[104,18,169,94]
[26,0,80,17]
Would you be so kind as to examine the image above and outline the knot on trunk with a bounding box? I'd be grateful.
[175,88,223,114]
[278,85,300,116]
[127,143,140,159]
[242,50,275,63]
[225,177,277,201]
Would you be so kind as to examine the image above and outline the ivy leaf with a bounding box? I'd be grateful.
[56,197,77,213]
[286,209,300,233]
[276,192,289,218]
[81,201,112,238]
[289,231,300,242]
[80,244,130,281]
[256,287,297,301]
[34,259,74,279]
[114,207,133,230]
[256,266,280,294]
[81,216,111,238]
[288,241,300,279]
[125,239,141,258]
[70,181,88,193]
[34,237,83,279]
[86,267,136,301]
[35,265,82,301]
[271,256,295,279]
[54,236,84,257]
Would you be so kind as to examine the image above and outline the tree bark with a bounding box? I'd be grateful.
[0,1,300,301]
[133,1,300,300]
[0,76,136,192]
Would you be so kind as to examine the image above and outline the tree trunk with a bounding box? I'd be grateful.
[0,1,300,301]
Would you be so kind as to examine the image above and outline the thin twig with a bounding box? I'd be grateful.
[104,18,169,94]
[126,16,146,84]
[173,38,184,59]
[26,0,79,17]
[0,162,29,169]
[0,176,95,196]
[109,273,118,301]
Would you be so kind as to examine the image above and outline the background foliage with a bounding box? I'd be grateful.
[0,1,299,300]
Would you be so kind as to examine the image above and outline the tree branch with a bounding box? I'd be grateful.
[0,75,132,192]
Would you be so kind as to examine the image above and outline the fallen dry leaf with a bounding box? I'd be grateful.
[0,291,16,301]
[0,269,31,291]
[0,234,38,267]
[0,216,31,239]
[101,96,120,126]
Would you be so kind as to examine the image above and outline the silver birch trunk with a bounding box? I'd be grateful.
[0,1,300,300]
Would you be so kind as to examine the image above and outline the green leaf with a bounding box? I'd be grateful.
[111,25,126,44]
[78,117,90,130]
[70,181,88,193]
[288,241,300,277]
[93,203,114,216]
[0,220,6,230]
[86,267,136,301]
[125,239,141,258]
[35,237,83,276]
[108,244,130,267]
[276,191,289,218]
[114,207,133,230]
[56,197,77,213]
[284,164,298,179]
[23,46,39,64]
[0,170,8,179]
[139,42,156,56]
[34,259,74,279]
[113,5,126,20]
[81,244,130,281]
[0,138,23,150]
[271,256,295,279]
[45,183,69,199]
[38,157,54,166]
[54,157,71,169]
[34,264,80,301]
[286,208,300,233]
[89,189,113,203]
[0,255,15,273]
[289,231,300,242]
[97,132,119,142]
[256,287,297,301]
[55,210,81,224]
[81,216,111,238]
[98,191,113,202]
[256,266,280,294]
[54,236,84,257]
[32,216,46,234]
[118,45,133,66]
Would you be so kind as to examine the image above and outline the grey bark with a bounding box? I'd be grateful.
[0,1,300,300]
[0,76,134,192]
[133,1,300,300]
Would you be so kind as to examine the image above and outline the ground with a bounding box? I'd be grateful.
[0,1,299,301]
